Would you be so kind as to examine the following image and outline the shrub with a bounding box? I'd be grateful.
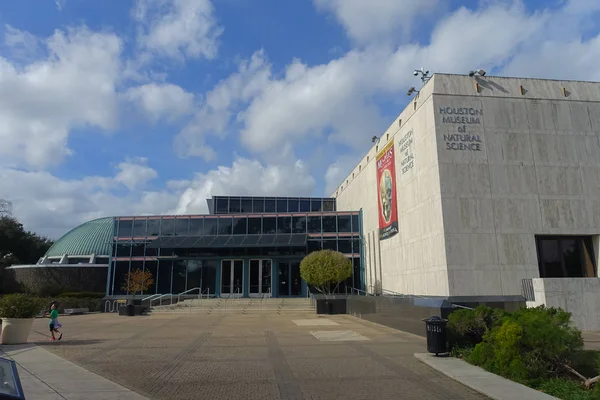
[58,292,105,299]
[300,250,352,295]
[0,294,44,318]
[467,306,584,386]
[538,379,600,400]
[39,297,103,313]
[447,306,507,347]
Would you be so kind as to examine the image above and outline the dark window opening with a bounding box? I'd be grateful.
[174,218,189,236]
[252,198,264,213]
[292,216,306,234]
[218,217,233,235]
[189,219,203,235]
[146,219,160,236]
[288,198,299,212]
[241,198,253,213]
[337,215,352,232]
[307,216,321,233]
[117,220,133,237]
[299,199,311,212]
[536,236,596,278]
[232,217,247,235]
[160,218,175,236]
[262,217,276,234]
[264,199,276,213]
[277,216,291,234]
[229,197,241,213]
[311,199,322,212]
[133,219,147,237]
[277,199,287,213]
[216,197,228,214]
[322,216,336,233]
[248,217,262,234]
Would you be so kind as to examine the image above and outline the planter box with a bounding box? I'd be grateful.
[316,298,347,315]
[1,318,34,345]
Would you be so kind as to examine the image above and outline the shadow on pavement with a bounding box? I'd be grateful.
[35,339,104,346]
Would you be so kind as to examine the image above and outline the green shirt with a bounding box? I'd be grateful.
[49,310,58,321]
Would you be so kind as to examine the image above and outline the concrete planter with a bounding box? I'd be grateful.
[1,318,34,345]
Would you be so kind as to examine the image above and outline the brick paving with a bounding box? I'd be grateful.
[29,313,488,400]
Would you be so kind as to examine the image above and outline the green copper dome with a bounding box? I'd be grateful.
[45,217,114,257]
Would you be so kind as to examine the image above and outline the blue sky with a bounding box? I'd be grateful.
[0,0,599,238]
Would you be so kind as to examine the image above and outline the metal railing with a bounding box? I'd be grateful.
[522,278,535,301]
[104,300,121,313]
[177,287,201,303]
[150,293,174,307]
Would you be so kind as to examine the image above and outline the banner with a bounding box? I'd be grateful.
[376,141,399,240]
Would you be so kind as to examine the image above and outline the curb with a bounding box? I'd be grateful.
[414,353,558,400]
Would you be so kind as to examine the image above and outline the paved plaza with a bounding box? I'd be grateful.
[26,313,488,400]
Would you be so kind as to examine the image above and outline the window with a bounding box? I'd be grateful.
[264,198,276,213]
[215,197,228,214]
[95,257,109,265]
[288,198,299,212]
[323,239,337,251]
[116,244,131,257]
[337,215,352,233]
[174,218,189,236]
[322,216,336,233]
[203,218,218,235]
[229,197,241,213]
[189,218,203,235]
[299,199,311,212]
[143,261,158,295]
[311,199,322,212]
[338,239,352,254]
[248,217,262,234]
[276,199,287,212]
[252,198,264,213]
[352,238,360,254]
[132,219,146,237]
[307,216,321,233]
[323,199,335,212]
[307,239,322,253]
[262,217,276,234]
[112,261,130,295]
[232,217,247,235]
[218,217,233,235]
[277,216,291,234]
[131,243,145,257]
[536,236,596,278]
[351,214,360,232]
[160,218,175,236]
[145,246,158,257]
[117,220,133,237]
[146,219,160,236]
[292,216,306,233]
[157,260,172,294]
[241,198,253,213]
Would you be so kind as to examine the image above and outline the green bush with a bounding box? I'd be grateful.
[57,292,105,299]
[39,297,103,313]
[538,379,600,400]
[300,250,352,295]
[0,294,44,318]
[467,306,584,387]
[447,306,507,347]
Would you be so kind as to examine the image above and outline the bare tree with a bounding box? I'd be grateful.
[0,199,12,217]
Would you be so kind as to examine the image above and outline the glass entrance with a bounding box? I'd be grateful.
[278,261,302,296]
[249,259,272,297]
[221,259,243,296]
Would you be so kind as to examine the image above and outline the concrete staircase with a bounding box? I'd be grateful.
[147,297,315,315]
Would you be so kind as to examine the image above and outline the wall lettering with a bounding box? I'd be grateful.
[398,130,415,174]
[439,106,484,152]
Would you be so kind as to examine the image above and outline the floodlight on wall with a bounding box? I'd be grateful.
[407,87,418,96]
[413,67,431,84]
[469,69,486,77]
[371,135,380,144]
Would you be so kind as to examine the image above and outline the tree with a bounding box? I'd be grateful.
[300,250,352,295]
[121,268,155,298]
[0,216,54,293]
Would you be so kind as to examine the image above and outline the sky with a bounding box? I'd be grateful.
[1,0,599,239]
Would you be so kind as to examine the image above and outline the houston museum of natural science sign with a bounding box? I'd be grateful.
[439,106,484,151]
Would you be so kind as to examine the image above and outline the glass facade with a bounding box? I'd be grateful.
[210,196,336,215]
[109,207,362,298]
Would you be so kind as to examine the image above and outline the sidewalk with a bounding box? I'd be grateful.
[1,344,148,400]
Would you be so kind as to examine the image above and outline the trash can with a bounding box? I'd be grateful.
[423,316,448,356]
[126,304,135,317]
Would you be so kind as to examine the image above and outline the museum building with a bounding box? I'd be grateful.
[8,196,363,298]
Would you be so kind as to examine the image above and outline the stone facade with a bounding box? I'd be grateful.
[9,266,108,295]
[334,74,600,299]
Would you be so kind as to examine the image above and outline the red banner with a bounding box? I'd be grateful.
[376,141,399,240]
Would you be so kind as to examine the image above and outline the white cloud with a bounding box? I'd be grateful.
[171,157,316,214]
[174,50,272,160]
[114,158,158,190]
[0,26,122,169]
[314,0,440,45]
[324,156,359,195]
[124,82,195,122]
[0,156,316,238]
[134,0,223,61]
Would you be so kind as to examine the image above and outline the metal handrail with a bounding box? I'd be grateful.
[177,287,201,302]
[351,288,372,296]
[150,293,173,307]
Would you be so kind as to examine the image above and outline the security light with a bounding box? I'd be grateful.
[371,135,379,143]
[469,69,486,77]
[407,87,417,96]
[413,67,431,84]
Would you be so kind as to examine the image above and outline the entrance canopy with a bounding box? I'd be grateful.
[146,234,307,249]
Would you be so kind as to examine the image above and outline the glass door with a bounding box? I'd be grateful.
[249,259,272,297]
[221,259,243,297]
[278,261,302,296]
